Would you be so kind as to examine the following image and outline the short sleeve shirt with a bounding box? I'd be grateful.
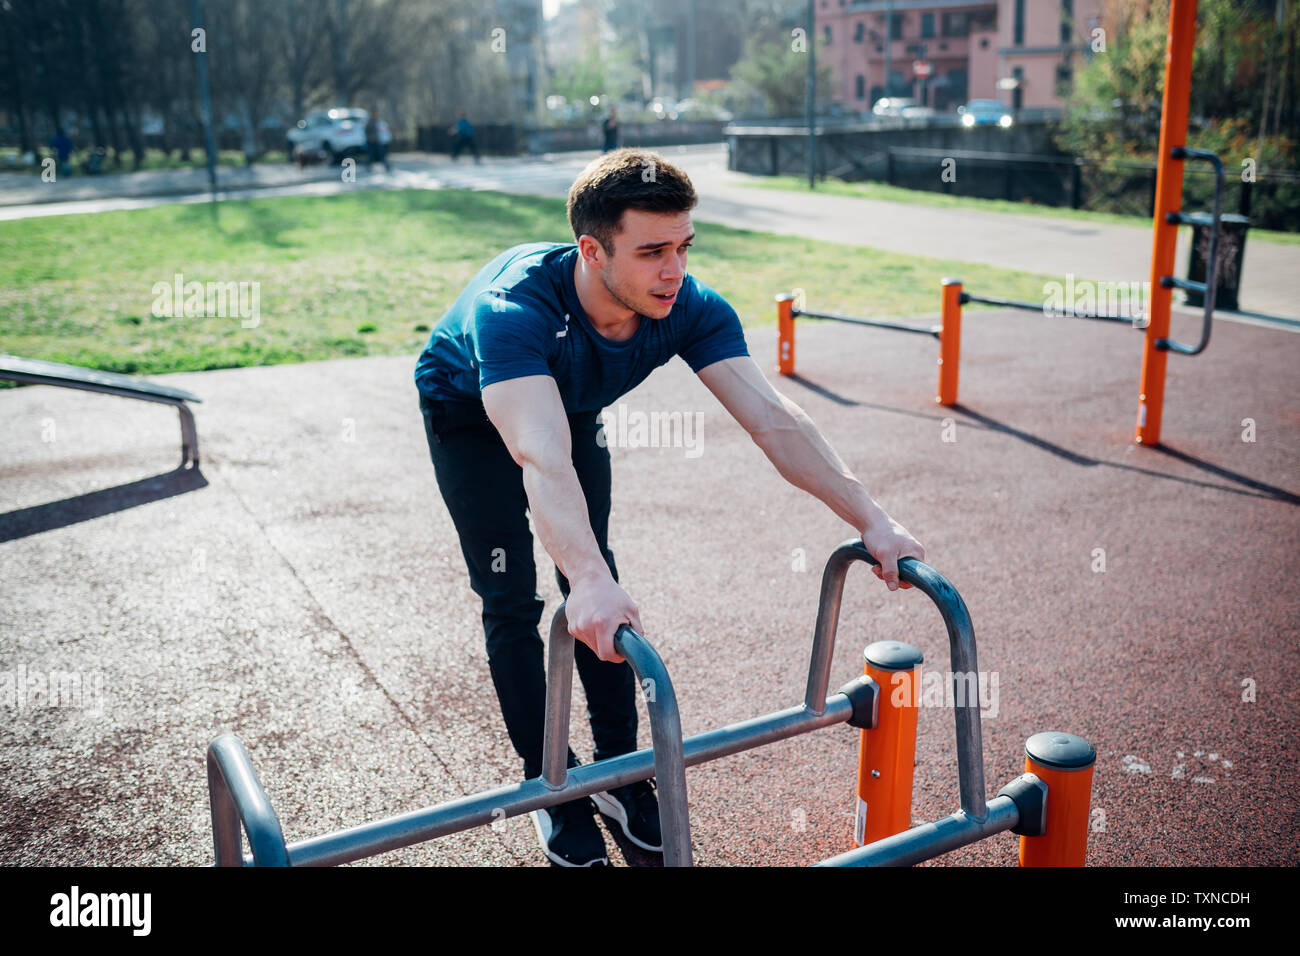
[413,242,750,414]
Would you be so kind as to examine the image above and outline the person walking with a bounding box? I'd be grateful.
[413,147,924,866]
[601,107,619,153]
[365,107,391,172]
[450,110,481,164]
[49,128,74,178]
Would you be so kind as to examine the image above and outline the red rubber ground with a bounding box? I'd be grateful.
[1,309,1295,866]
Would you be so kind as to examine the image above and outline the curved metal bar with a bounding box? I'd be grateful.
[206,734,290,866]
[806,538,987,819]
[0,363,201,469]
[541,605,693,866]
[612,624,693,867]
[540,607,575,790]
[1158,146,1224,355]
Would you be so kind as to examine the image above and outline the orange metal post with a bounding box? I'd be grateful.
[776,293,795,376]
[1136,0,1199,446]
[1020,732,1096,867]
[854,641,923,847]
[938,278,962,406]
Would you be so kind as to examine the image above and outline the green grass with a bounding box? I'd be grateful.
[744,174,1300,246]
[0,188,1062,381]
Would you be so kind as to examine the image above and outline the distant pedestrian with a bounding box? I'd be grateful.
[450,110,481,165]
[49,128,74,177]
[366,107,391,172]
[602,108,619,153]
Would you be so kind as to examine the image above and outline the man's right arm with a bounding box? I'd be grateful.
[482,374,643,662]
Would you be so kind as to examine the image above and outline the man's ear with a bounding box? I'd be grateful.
[578,235,605,267]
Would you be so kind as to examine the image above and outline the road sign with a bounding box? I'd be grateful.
[913,60,932,78]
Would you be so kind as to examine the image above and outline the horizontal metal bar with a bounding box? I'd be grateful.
[283,696,854,867]
[1160,275,1207,293]
[791,308,940,338]
[814,793,1021,867]
[961,292,1137,325]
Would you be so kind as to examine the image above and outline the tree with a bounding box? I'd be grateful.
[728,35,833,118]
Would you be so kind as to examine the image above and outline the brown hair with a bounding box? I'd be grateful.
[566,148,698,256]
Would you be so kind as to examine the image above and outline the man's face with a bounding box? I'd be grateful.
[587,210,693,320]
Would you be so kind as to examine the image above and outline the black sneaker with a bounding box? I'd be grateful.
[530,797,610,867]
[592,779,663,853]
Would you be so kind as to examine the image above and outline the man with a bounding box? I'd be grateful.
[413,148,924,866]
[365,107,391,173]
[601,108,619,153]
[449,110,481,164]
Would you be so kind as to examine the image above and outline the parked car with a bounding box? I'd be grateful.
[287,108,369,163]
[959,99,1014,128]
[674,98,734,122]
[871,96,916,116]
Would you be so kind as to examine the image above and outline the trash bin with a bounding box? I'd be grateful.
[1184,212,1249,311]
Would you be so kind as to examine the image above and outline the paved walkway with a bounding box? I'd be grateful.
[3,145,1296,319]
[2,315,1296,865]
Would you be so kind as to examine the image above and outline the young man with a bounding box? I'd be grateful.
[413,148,924,866]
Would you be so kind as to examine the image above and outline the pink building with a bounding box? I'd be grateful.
[997,0,1107,111]
[817,0,1106,113]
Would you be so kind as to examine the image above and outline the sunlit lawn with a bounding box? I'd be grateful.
[0,188,1063,381]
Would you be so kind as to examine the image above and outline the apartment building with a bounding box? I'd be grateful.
[818,0,1106,113]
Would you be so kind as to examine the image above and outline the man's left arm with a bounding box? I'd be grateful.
[696,355,924,590]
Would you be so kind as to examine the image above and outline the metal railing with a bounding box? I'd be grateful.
[206,539,1067,867]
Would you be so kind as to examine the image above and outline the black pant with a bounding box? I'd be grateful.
[420,394,636,781]
[451,134,480,162]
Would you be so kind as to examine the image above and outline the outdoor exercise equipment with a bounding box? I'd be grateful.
[775,0,1225,448]
[0,354,201,469]
[206,540,1094,867]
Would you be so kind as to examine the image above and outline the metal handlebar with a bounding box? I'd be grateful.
[542,605,693,866]
[1159,146,1224,355]
[207,734,290,866]
[808,539,988,820]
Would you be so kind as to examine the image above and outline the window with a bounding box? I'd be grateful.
[921,13,934,38]
[1056,64,1073,95]
[1014,0,1025,45]
[824,24,831,44]
[942,12,970,37]
[1061,0,1073,43]
[855,75,865,99]
[855,21,864,42]
[889,13,903,40]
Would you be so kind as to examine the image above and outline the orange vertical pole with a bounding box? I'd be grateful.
[1020,732,1096,867]
[1136,0,1198,446]
[938,278,962,406]
[854,641,923,847]
[776,293,795,376]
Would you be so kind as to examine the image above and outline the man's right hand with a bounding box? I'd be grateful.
[564,573,643,664]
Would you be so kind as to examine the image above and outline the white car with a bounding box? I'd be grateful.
[287,108,369,163]
[872,97,917,116]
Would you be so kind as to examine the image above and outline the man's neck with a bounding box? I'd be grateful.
[573,256,640,342]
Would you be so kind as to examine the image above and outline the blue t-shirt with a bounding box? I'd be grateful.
[413,242,750,413]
